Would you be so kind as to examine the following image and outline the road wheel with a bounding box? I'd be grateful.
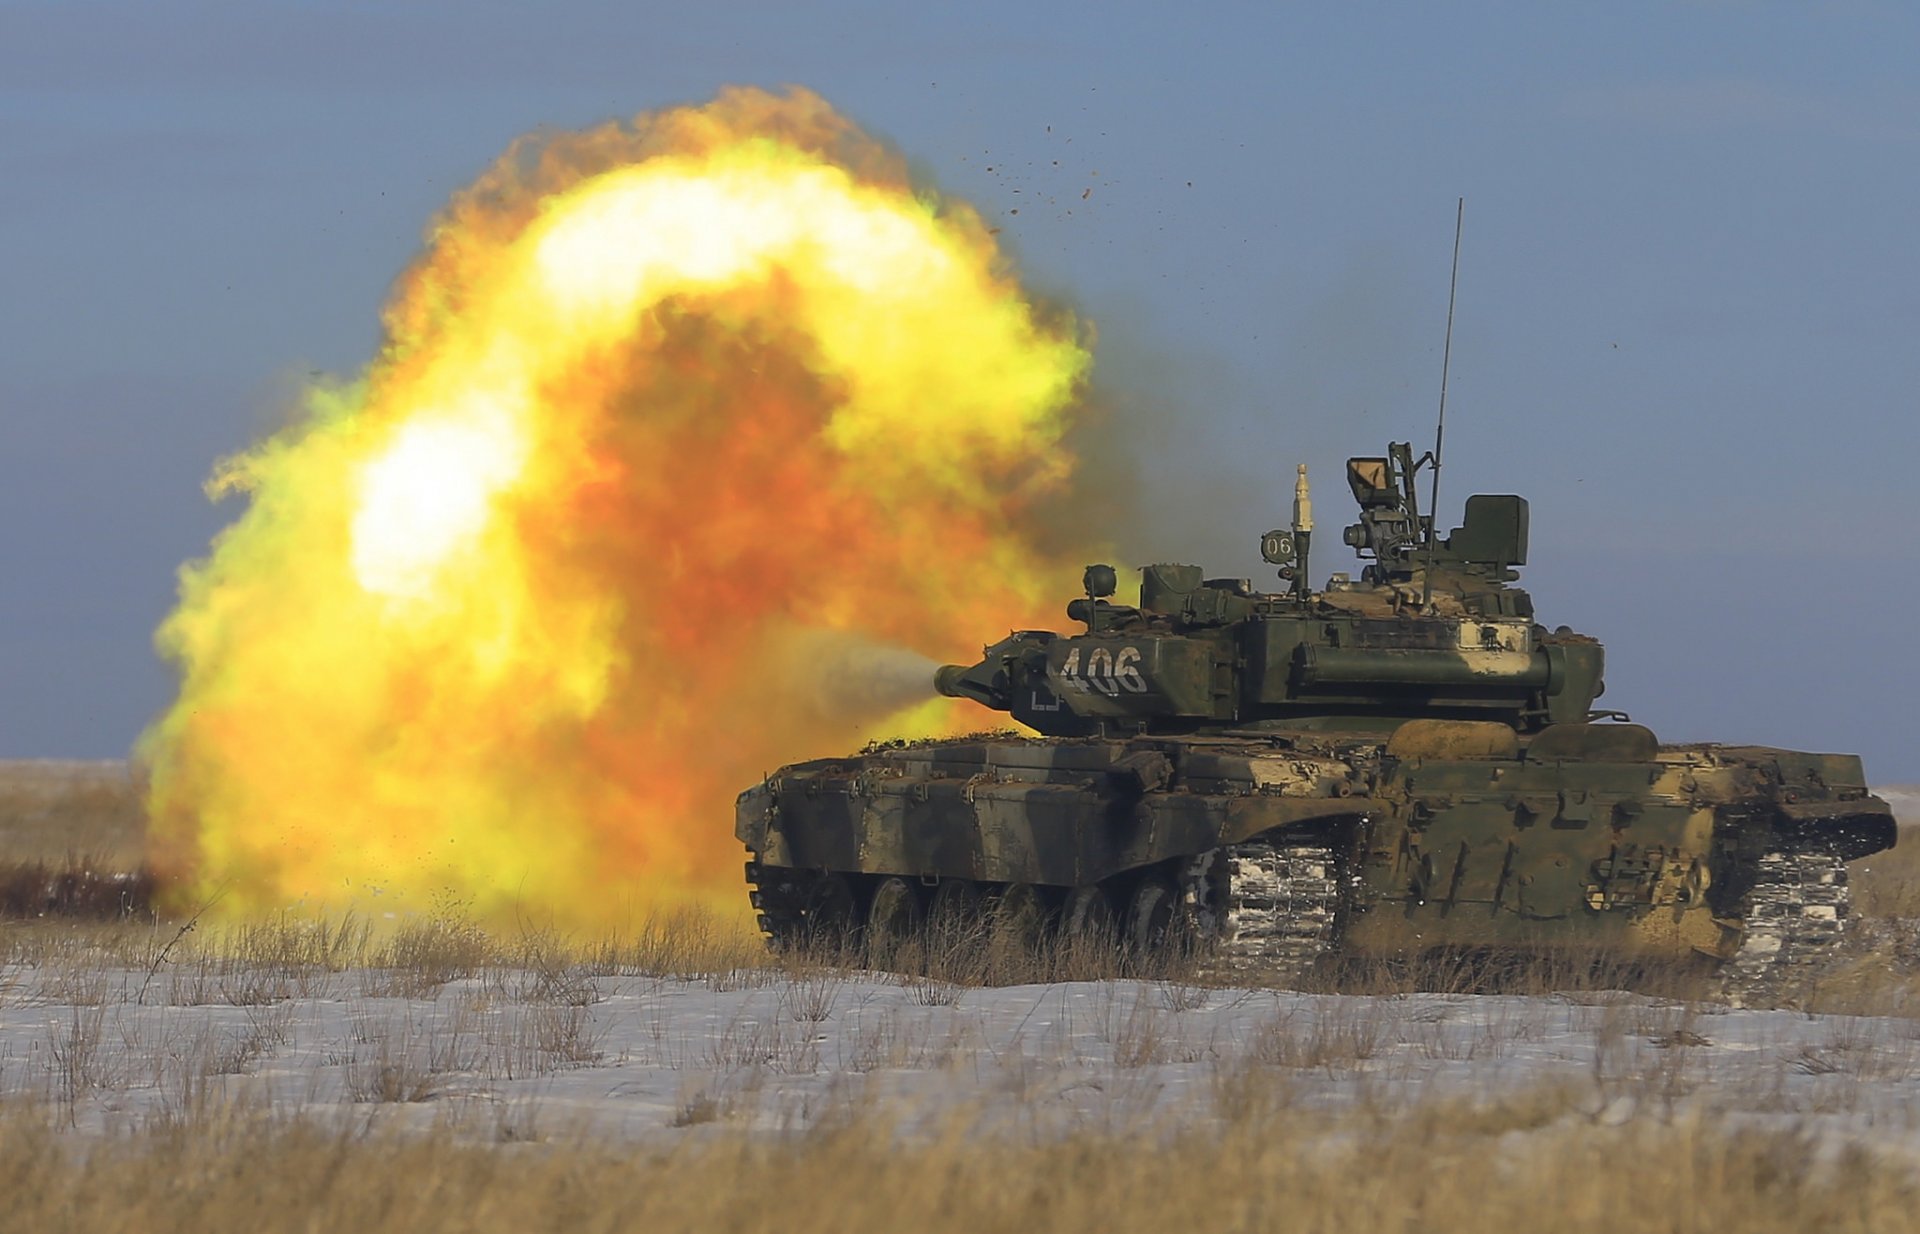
[866,877,925,970]
[1062,884,1117,947]
[982,883,1048,967]
[928,880,983,949]
[990,882,1052,951]
[802,873,858,950]
[1125,875,1194,966]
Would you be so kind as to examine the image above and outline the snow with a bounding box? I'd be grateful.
[7,959,1920,1151]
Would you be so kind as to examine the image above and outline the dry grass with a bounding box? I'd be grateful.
[1806,819,1920,1017]
[0,760,152,924]
[0,1092,1912,1233]
[0,888,1903,1014]
[0,905,763,976]
[0,858,152,920]
[0,760,144,867]
[1851,823,1920,919]
[5,888,1920,1230]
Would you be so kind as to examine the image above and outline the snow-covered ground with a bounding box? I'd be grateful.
[6,957,1920,1150]
[0,773,1910,1150]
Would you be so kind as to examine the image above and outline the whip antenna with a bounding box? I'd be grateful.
[1421,198,1464,611]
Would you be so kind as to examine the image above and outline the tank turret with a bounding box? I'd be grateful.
[935,443,1602,737]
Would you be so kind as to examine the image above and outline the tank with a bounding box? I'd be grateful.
[735,443,1896,1002]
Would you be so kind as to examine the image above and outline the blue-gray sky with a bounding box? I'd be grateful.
[3,1,1916,777]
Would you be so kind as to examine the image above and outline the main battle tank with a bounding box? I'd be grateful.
[736,444,1895,1001]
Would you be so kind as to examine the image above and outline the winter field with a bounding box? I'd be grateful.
[2,764,1919,1233]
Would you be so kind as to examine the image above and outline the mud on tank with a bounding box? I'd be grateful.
[736,444,1895,1003]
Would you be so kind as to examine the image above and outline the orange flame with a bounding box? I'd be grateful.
[141,88,1098,925]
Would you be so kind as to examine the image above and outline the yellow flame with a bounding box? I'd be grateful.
[352,403,527,600]
[141,88,1098,926]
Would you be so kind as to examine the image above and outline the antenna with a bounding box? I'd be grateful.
[1421,198,1464,611]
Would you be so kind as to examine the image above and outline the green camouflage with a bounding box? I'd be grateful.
[737,444,1894,988]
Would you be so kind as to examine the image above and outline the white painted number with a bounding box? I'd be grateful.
[1057,644,1150,695]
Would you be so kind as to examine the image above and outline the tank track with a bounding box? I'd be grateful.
[1715,849,1853,1009]
[748,843,1350,983]
[742,857,810,947]
[1190,839,1344,989]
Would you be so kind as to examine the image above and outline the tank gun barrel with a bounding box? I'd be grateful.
[935,661,1010,710]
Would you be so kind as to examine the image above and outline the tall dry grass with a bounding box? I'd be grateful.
[1812,820,1920,1016]
[1850,825,1920,919]
[0,904,776,992]
[0,1091,1911,1234]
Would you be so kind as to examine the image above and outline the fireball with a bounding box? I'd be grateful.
[142,87,1097,925]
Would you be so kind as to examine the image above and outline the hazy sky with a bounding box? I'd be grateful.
[3,1,1916,777]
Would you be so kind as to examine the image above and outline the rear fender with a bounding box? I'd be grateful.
[1774,798,1897,862]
